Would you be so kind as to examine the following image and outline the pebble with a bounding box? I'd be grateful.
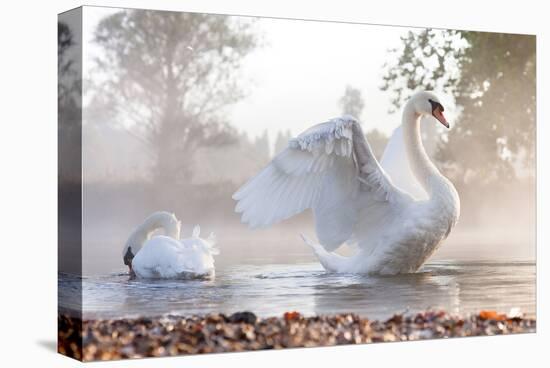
[57,309,536,361]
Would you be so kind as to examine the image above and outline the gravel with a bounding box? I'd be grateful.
[57,309,536,361]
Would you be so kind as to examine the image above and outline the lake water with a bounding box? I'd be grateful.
[59,260,536,320]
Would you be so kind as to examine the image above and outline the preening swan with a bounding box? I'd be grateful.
[122,211,218,279]
[233,91,460,275]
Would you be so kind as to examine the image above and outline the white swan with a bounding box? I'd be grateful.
[122,211,218,279]
[233,91,460,275]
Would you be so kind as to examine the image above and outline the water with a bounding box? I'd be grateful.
[59,260,535,320]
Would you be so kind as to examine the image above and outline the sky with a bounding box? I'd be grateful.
[83,6,457,142]
[227,17,407,139]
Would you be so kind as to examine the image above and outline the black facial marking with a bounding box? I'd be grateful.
[123,246,135,266]
[428,98,444,113]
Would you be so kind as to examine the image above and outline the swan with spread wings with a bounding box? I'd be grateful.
[232,91,460,275]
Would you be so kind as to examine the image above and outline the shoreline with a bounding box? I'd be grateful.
[58,310,536,361]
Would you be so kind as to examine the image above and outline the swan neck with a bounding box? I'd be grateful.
[141,212,181,239]
[124,212,181,255]
[402,105,441,195]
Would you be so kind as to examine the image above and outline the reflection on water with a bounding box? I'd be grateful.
[59,260,535,320]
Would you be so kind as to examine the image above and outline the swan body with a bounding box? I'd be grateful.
[233,91,460,275]
[122,212,218,279]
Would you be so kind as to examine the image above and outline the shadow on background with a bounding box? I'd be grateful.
[36,340,57,353]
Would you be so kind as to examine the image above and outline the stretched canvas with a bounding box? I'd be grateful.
[58,5,536,362]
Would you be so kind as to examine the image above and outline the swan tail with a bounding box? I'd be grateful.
[206,232,220,255]
[300,234,349,273]
[300,234,323,253]
[207,232,216,245]
[192,225,201,238]
[188,225,219,256]
[199,229,220,256]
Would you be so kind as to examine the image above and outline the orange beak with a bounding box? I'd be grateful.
[433,107,449,128]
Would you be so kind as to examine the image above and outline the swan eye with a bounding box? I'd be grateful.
[428,99,444,112]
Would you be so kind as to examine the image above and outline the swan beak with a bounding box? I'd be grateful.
[433,108,449,128]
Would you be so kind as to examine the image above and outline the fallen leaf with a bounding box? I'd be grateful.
[284,311,301,322]
[479,310,506,321]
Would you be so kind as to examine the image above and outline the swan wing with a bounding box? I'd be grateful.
[380,126,428,200]
[133,236,215,278]
[233,116,410,252]
[233,116,357,235]
[132,236,187,278]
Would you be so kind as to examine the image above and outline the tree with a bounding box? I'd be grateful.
[381,29,535,186]
[381,29,465,112]
[444,32,535,184]
[274,129,292,155]
[58,21,82,183]
[339,85,365,119]
[254,129,270,162]
[58,21,82,121]
[58,22,76,104]
[338,85,387,160]
[90,10,258,185]
[365,129,388,161]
